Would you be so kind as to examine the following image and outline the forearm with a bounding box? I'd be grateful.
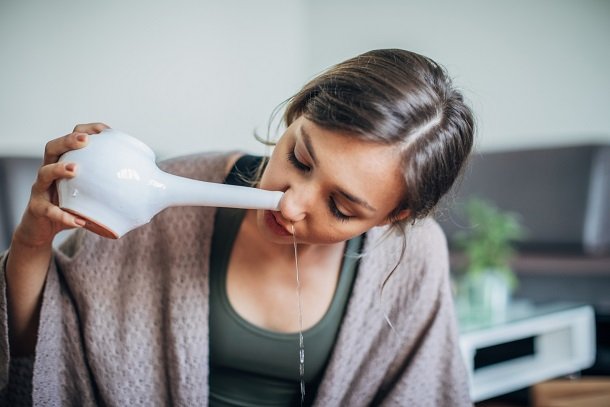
[5,239,52,357]
[2,123,106,358]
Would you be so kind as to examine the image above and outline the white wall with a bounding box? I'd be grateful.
[305,0,610,152]
[0,0,306,159]
[2,0,609,158]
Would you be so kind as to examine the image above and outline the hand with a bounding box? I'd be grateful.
[11,123,110,248]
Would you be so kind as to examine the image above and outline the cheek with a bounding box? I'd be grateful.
[306,218,373,244]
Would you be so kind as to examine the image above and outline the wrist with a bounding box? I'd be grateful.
[10,227,53,252]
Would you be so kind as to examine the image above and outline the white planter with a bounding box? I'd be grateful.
[458,269,514,324]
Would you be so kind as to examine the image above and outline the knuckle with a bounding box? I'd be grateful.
[61,212,74,226]
[31,169,46,190]
[36,165,46,180]
[66,132,77,144]
[24,203,38,219]
[43,204,53,218]
[73,122,108,134]
[53,163,63,176]
[44,140,52,156]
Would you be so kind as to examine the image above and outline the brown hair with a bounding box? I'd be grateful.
[282,49,474,226]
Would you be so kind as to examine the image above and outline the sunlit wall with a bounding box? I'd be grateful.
[304,0,610,152]
[1,0,608,158]
[0,0,306,158]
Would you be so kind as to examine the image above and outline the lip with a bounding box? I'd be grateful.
[264,210,292,237]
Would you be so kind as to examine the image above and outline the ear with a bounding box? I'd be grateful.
[377,209,411,226]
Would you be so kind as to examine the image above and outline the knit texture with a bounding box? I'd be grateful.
[0,151,471,406]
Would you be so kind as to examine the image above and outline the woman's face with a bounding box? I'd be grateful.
[256,116,409,245]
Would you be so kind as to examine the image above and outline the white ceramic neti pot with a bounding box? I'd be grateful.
[57,129,283,239]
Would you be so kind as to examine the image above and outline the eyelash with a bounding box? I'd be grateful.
[286,150,352,222]
[328,197,351,222]
[287,150,310,172]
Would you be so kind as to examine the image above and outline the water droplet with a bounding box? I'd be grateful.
[292,224,306,405]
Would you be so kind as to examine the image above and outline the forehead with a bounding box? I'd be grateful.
[298,119,405,209]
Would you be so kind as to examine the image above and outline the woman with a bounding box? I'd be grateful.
[1,49,474,406]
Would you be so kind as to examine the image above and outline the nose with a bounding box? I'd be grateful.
[277,186,313,223]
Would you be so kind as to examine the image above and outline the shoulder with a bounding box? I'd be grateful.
[366,217,448,264]
[158,151,244,182]
[407,217,449,261]
[361,217,450,310]
[402,217,449,281]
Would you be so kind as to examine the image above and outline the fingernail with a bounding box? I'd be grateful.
[65,163,75,172]
[75,218,86,227]
[77,134,87,142]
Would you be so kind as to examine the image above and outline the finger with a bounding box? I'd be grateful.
[33,162,77,194]
[29,199,86,228]
[73,122,110,134]
[43,132,89,165]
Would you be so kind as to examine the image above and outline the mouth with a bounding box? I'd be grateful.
[264,210,292,237]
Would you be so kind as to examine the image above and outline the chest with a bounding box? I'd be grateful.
[226,236,346,333]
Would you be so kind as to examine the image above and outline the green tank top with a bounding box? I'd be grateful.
[208,157,362,406]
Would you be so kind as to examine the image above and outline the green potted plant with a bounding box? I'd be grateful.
[453,197,525,322]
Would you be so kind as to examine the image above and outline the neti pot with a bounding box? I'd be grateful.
[57,129,283,239]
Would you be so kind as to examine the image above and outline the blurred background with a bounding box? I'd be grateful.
[1,0,609,157]
[1,1,609,405]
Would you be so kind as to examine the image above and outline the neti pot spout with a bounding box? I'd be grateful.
[57,128,283,239]
[154,170,282,211]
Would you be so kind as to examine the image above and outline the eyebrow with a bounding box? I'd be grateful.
[300,124,377,213]
[337,189,377,212]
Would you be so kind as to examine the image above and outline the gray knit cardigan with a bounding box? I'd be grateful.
[0,152,471,406]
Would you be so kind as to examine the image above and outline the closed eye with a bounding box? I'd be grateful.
[329,197,352,222]
[287,150,311,172]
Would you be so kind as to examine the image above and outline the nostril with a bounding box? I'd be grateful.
[277,188,307,223]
